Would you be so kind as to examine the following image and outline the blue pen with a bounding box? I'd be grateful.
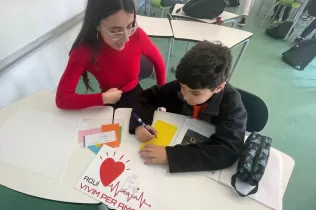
[132,113,157,137]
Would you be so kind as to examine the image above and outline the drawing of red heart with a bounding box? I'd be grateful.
[100,158,125,186]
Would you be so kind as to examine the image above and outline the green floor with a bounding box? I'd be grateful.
[1,2,316,210]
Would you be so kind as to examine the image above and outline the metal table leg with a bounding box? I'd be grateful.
[185,41,191,52]
[170,38,175,56]
[231,20,237,28]
[166,38,173,71]
[144,0,150,16]
[229,39,249,81]
[220,19,238,28]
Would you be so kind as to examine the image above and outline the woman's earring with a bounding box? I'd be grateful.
[96,31,99,40]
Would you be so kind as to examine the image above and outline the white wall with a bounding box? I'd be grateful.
[0,23,81,108]
[0,0,144,108]
[0,0,86,61]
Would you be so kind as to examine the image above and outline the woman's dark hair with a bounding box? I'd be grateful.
[71,0,136,91]
[175,41,232,90]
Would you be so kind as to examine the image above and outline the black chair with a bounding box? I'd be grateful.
[237,89,268,132]
[139,56,154,81]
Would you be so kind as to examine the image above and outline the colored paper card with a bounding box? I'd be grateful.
[102,123,120,148]
[140,120,178,150]
[75,145,156,210]
[88,126,122,154]
[84,131,116,147]
[78,128,101,145]
[87,144,102,154]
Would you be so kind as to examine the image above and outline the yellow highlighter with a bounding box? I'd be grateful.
[140,120,178,149]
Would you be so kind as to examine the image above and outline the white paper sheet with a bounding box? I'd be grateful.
[219,148,283,210]
[203,170,221,182]
[0,108,78,180]
[78,118,113,130]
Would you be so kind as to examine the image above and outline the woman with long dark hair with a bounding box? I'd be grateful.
[56,0,166,110]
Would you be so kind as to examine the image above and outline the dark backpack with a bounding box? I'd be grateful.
[161,0,183,7]
[308,0,316,17]
[282,37,316,70]
[182,0,225,19]
[265,21,294,39]
[226,0,240,7]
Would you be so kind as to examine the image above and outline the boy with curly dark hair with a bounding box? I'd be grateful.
[129,41,247,173]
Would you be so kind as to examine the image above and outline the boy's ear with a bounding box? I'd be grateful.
[213,82,226,93]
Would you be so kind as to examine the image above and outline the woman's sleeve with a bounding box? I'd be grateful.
[55,47,104,110]
[138,28,166,85]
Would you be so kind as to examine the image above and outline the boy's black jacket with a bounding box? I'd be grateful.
[129,80,247,173]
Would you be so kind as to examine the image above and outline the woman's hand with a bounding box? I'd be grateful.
[102,88,122,104]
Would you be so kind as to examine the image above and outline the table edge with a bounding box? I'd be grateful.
[173,35,253,48]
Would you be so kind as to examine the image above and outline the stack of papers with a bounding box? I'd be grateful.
[78,123,122,154]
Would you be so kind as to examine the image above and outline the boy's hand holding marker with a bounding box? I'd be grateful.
[135,125,157,142]
[133,113,168,165]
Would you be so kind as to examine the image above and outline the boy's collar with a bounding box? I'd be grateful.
[177,89,224,115]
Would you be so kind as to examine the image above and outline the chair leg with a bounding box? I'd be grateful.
[257,0,266,15]
[278,6,287,22]
[161,9,165,18]
[272,4,283,21]
[147,5,151,16]
[257,0,272,15]
[260,3,279,27]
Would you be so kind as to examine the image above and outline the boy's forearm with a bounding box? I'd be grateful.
[165,142,242,173]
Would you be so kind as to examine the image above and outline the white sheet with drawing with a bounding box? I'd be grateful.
[0,108,78,180]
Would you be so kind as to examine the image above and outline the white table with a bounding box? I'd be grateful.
[171,20,253,80]
[171,4,240,28]
[137,15,174,71]
[114,108,295,210]
[0,89,113,204]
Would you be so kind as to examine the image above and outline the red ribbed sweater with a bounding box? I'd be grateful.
[56,28,166,109]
